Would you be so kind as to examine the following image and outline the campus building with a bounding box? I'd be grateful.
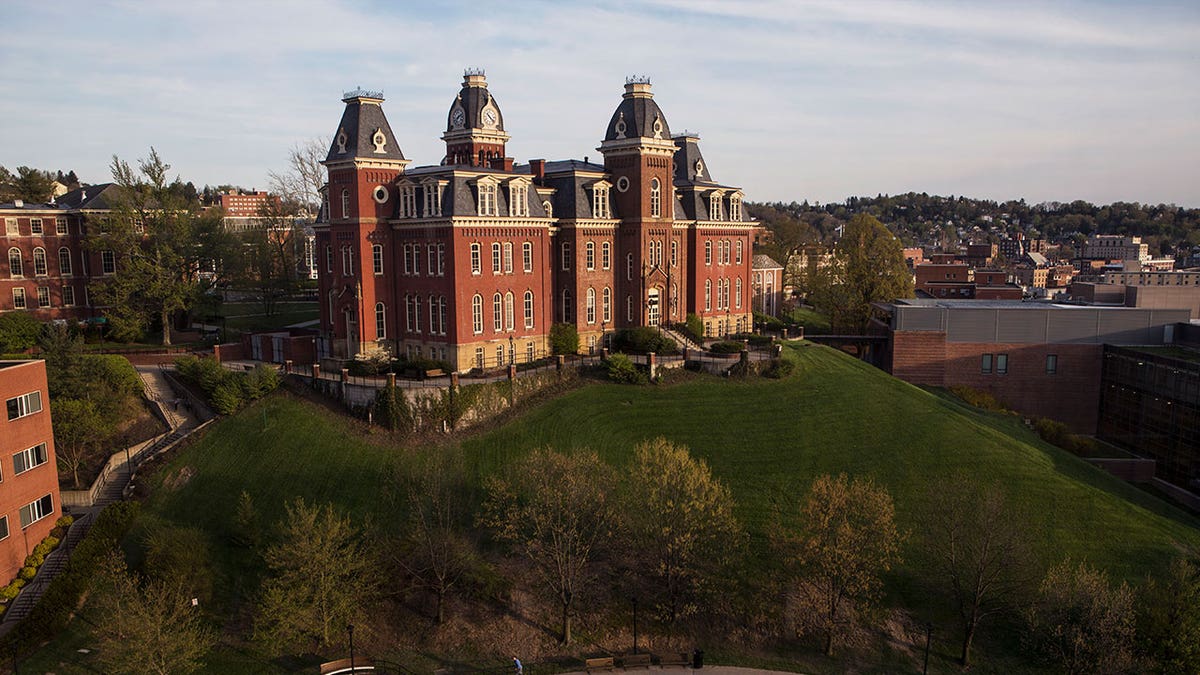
[313,72,756,370]
[0,361,60,582]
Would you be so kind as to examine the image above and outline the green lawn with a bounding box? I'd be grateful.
[21,342,1200,673]
[785,306,832,334]
[215,301,319,338]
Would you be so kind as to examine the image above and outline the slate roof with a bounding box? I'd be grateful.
[752,254,783,270]
[326,93,407,163]
[55,183,123,210]
[445,73,506,133]
[603,83,671,142]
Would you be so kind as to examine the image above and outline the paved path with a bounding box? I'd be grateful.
[556,667,802,675]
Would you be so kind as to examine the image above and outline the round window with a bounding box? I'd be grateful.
[372,186,389,203]
[616,176,630,193]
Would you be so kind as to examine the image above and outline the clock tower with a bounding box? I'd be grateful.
[442,69,510,167]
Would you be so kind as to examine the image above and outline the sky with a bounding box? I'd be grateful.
[1,0,1198,207]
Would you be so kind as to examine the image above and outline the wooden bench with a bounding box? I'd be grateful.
[620,653,652,669]
[585,657,615,672]
[658,652,690,667]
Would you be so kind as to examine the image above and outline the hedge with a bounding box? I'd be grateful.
[175,356,280,414]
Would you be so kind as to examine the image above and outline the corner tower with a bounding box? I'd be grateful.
[442,69,510,166]
[318,88,409,359]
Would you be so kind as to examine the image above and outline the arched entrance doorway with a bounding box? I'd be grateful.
[647,288,660,326]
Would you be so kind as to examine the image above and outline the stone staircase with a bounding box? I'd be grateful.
[0,511,94,631]
[660,325,704,352]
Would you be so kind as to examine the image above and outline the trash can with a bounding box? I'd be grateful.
[692,649,704,669]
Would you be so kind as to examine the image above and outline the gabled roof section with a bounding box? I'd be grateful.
[672,133,715,184]
[752,254,783,270]
[56,183,123,210]
[325,89,407,164]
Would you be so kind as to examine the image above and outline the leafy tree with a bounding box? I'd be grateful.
[1024,560,1137,674]
[230,199,305,316]
[374,383,413,434]
[91,551,216,675]
[549,322,579,356]
[52,398,111,488]
[808,214,913,333]
[231,490,260,548]
[92,148,235,344]
[13,166,55,202]
[1137,556,1200,674]
[142,525,215,606]
[624,438,742,623]
[773,473,903,656]
[255,499,380,655]
[394,447,478,623]
[0,312,41,353]
[927,477,1035,666]
[267,138,328,216]
[479,448,618,644]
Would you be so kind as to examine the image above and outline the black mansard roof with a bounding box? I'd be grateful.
[326,91,407,164]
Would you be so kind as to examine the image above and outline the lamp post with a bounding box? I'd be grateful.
[348,623,356,674]
[631,596,639,655]
[508,335,514,365]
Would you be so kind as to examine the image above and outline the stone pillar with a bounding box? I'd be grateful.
[601,347,610,361]
[284,359,293,375]
[387,372,396,388]
[340,368,349,402]
[312,363,320,384]
[213,344,223,364]
[797,325,805,340]
[648,352,658,380]
[450,372,460,389]
[556,355,565,372]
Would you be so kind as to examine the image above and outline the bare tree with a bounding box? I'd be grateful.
[928,477,1035,666]
[267,138,328,217]
[479,448,618,644]
[1024,560,1137,674]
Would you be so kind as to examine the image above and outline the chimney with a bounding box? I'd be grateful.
[530,159,545,179]
[489,156,514,171]
[13,199,23,208]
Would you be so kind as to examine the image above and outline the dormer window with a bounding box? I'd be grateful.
[729,193,743,221]
[592,182,611,219]
[543,200,553,218]
[709,193,723,221]
[422,181,444,217]
[509,182,529,217]
[398,185,416,218]
[650,178,661,218]
[477,180,497,217]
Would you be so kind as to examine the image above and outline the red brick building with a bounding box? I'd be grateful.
[880,299,1190,432]
[1,186,123,321]
[751,254,784,316]
[0,360,61,582]
[314,73,756,369]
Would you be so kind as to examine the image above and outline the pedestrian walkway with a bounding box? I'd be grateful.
[556,667,802,675]
[0,365,209,636]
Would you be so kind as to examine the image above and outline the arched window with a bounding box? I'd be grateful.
[601,242,611,269]
[472,294,484,334]
[626,253,634,281]
[493,293,503,331]
[524,291,534,329]
[503,242,513,273]
[341,189,350,219]
[650,178,661,218]
[626,294,634,322]
[32,248,47,276]
[562,288,573,322]
[585,242,595,270]
[428,295,437,335]
[705,279,712,310]
[439,296,448,334]
[413,296,422,332]
[704,241,712,265]
[372,244,383,275]
[736,240,743,264]
[375,303,386,339]
[58,248,72,275]
[671,240,678,267]
[504,292,515,331]
[602,287,612,323]
[586,287,596,324]
[736,277,743,308]
[8,248,22,277]
[470,243,481,274]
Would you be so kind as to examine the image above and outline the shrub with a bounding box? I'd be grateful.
[0,312,42,353]
[949,386,1007,412]
[754,310,785,329]
[612,327,678,355]
[55,515,74,529]
[352,344,394,375]
[708,340,746,354]
[549,323,580,356]
[761,358,795,379]
[606,353,646,384]
[23,554,43,570]
[18,567,36,582]
[374,384,414,434]
[684,313,705,342]
[242,363,280,399]
[210,381,244,415]
[0,583,21,601]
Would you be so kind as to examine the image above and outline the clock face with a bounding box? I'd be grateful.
[483,108,498,127]
[451,108,465,128]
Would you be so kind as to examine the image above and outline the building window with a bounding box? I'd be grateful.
[471,243,481,274]
[735,277,742,308]
[29,218,43,235]
[650,178,661,218]
[13,442,48,476]
[427,245,436,275]
[472,294,484,334]
[705,279,712,311]
[4,218,15,236]
[585,242,595,271]
[996,354,1008,375]
[375,303,386,339]
[496,345,505,366]
[736,240,743,264]
[493,293,503,332]
[504,292,515,331]
[561,242,572,271]
[423,183,442,217]
[372,245,384,275]
[400,186,416,218]
[341,246,353,276]
[438,296,448,334]
[1046,354,1058,375]
[503,242,513,274]
[341,189,350,219]
[437,243,446,276]
[55,218,68,236]
[601,242,611,270]
[626,253,634,281]
[11,288,25,310]
[58,248,71,275]
[710,193,722,221]
[18,494,52,529]
[602,287,611,323]
[586,288,596,324]
[8,248,22,277]
[562,288,573,322]
[522,242,533,273]
[0,516,7,541]
[325,245,333,273]
[626,295,634,322]
[593,185,610,219]
[36,286,49,308]
[509,183,528,217]
[475,347,484,369]
[981,354,993,374]
[543,200,553,218]
[524,291,534,329]
[671,240,678,267]
[6,391,42,421]
[404,295,413,332]
[62,285,75,306]
[402,244,412,275]
[491,243,502,274]
[478,181,497,216]
[428,295,437,335]
[730,195,742,221]
[704,241,712,266]
[413,296,422,333]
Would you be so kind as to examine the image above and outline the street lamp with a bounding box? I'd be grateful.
[631,596,639,655]
[348,623,356,674]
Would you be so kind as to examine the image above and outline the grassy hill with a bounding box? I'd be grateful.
[22,342,1200,673]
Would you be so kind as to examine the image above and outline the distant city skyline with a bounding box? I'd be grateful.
[1,0,1197,207]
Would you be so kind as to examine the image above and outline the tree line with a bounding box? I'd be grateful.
[78,438,1200,674]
